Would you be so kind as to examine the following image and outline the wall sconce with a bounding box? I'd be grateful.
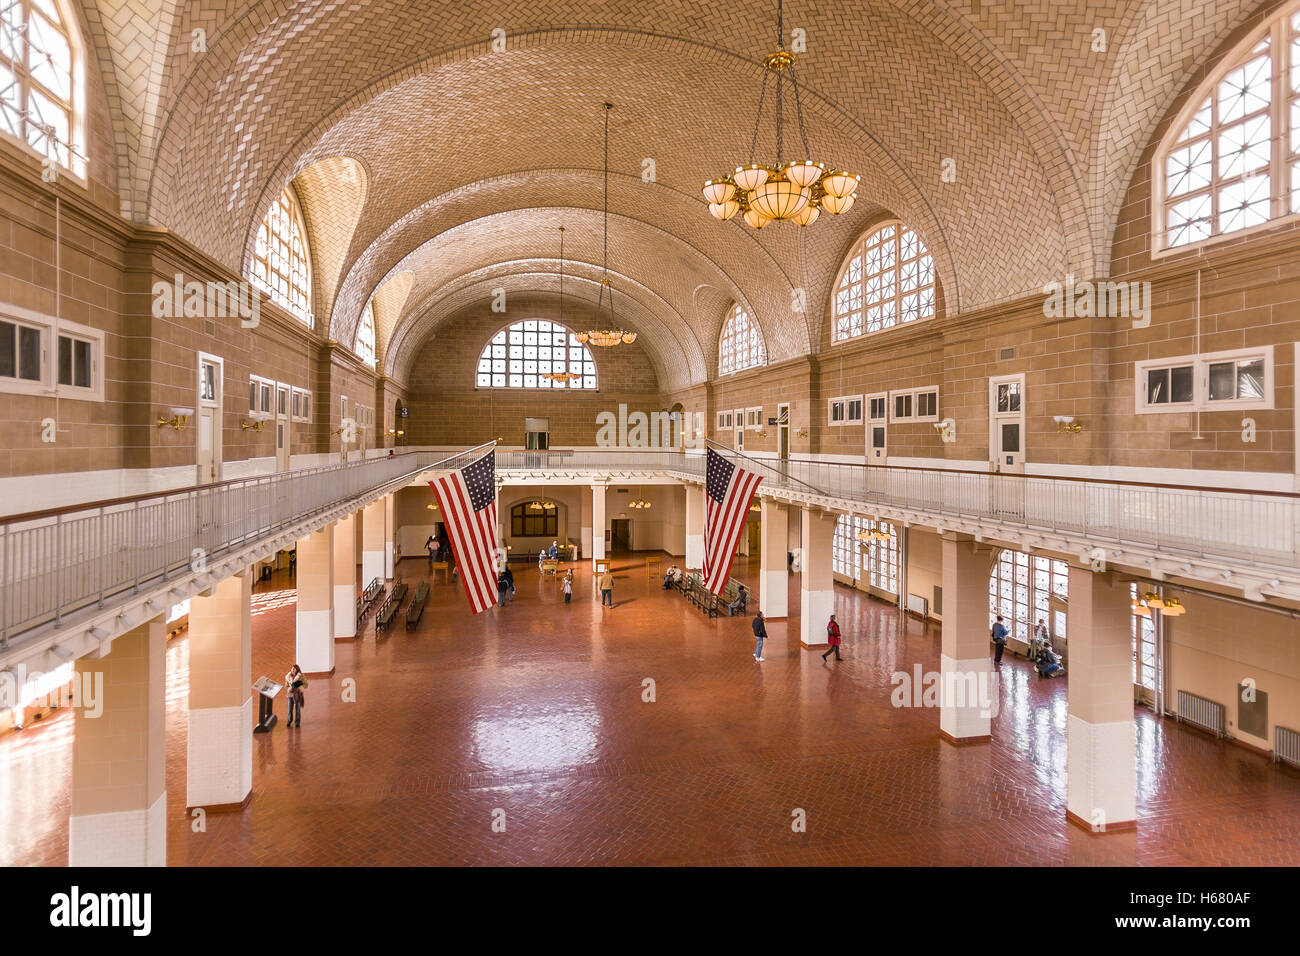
[933,418,956,442]
[156,406,194,430]
[753,429,769,438]
[1054,415,1083,434]
[795,427,809,438]
[386,428,405,438]
[241,419,266,432]
[426,502,439,512]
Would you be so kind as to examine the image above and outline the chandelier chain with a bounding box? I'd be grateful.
[747,69,770,167]
[789,67,811,158]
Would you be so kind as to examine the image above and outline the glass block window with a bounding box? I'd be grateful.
[988,550,1069,644]
[476,319,597,389]
[833,515,899,594]
[718,303,766,376]
[1157,5,1300,250]
[251,186,312,326]
[833,220,935,342]
[355,300,376,369]
[0,0,83,175]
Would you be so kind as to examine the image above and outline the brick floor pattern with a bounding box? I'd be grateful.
[3,554,1298,867]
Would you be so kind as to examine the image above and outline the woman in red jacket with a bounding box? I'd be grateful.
[822,614,843,662]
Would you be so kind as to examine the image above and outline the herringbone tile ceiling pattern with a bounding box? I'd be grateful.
[78,0,1267,385]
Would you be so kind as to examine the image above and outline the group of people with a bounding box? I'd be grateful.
[750,611,843,663]
[991,615,1064,677]
[661,564,683,589]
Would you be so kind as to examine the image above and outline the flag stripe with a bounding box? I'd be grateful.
[430,462,499,614]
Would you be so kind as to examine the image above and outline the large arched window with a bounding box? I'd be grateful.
[832,515,899,594]
[251,186,312,325]
[832,221,935,342]
[0,0,84,176]
[355,300,376,369]
[476,319,597,389]
[988,550,1069,645]
[1155,5,1300,251]
[718,303,766,376]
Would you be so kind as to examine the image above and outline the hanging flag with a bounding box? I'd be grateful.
[703,447,762,595]
[429,451,500,614]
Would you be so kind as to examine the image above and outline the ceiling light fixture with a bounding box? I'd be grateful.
[543,226,586,385]
[576,103,636,347]
[702,0,859,229]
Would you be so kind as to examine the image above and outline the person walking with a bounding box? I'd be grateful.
[822,614,843,662]
[991,614,1009,665]
[752,611,768,662]
[563,569,573,604]
[503,565,515,603]
[285,664,307,727]
[599,568,614,607]
[497,568,510,607]
[424,534,438,570]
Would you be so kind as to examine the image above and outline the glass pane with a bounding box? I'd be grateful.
[1236,357,1264,398]
[1207,361,1236,401]
[0,320,14,378]
[57,334,70,384]
[1001,423,1021,453]
[1171,365,1194,403]
[19,324,40,380]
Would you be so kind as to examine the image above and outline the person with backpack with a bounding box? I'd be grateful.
[752,611,768,662]
[285,664,307,727]
[822,614,843,662]
[991,614,1009,664]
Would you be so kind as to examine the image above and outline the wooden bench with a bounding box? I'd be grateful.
[405,579,430,630]
[375,582,407,634]
[356,577,384,628]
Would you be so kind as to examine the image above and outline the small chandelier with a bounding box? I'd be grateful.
[701,0,859,229]
[544,227,585,385]
[576,103,637,346]
[628,488,652,509]
[856,525,892,542]
[1132,591,1187,618]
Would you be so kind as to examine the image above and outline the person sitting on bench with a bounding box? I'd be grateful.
[728,584,748,616]
[662,565,682,589]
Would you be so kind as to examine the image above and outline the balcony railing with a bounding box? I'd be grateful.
[494,448,1300,570]
[0,450,456,647]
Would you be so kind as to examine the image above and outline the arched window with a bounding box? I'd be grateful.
[988,550,1069,645]
[832,515,899,594]
[718,303,766,376]
[251,186,312,325]
[832,221,935,342]
[476,319,597,389]
[1155,5,1300,251]
[0,0,84,176]
[355,300,376,369]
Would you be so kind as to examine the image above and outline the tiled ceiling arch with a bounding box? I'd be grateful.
[290,156,368,335]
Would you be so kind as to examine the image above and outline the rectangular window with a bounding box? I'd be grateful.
[199,362,217,402]
[0,307,104,400]
[890,386,940,422]
[746,406,763,429]
[867,393,887,421]
[828,395,863,426]
[277,385,289,416]
[1136,346,1274,413]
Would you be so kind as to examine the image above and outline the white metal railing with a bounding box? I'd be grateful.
[0,449,464,647]
[494,449,1300,570]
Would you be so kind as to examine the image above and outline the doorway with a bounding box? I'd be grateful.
[988,374,1026,473]
[276,383,290,471]
[733,408,744,452]
[610,518,631,552]
[777,403,790,473]
[196,352,223,485]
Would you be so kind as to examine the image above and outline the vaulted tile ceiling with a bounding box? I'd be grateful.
[82,0,1263,389]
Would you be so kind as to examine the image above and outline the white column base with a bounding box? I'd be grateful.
[186,697,253,808]
[1066,714,1136,830]
[296,608,334,673]
[69,792,166,867]
[333,584,356,639]
[759,568,788,618]
[799,586,835,647]
[939,655,993,741]
[361,551,384,588]
[685,534,703,571]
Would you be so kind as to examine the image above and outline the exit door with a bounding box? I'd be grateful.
[777,403,790,478]
[197,353,222,485]
[989,374,1026,519]
[276,384,290,471]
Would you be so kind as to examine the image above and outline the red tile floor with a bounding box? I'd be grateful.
[3,552,1299,866]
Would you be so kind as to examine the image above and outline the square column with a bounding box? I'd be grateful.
[295,527,334,675]
[759,498,789,619]
[1066,566,1137,832]
[580,485,593,559]
[684,483,704,571]
[591,483,606,568]
[186,571,253,810]
[69,616,167,866]
[799,509,837,648]
[361,497,387,587]
[940,534,994,743]
[384,493,396,579]
[332,512,357,640]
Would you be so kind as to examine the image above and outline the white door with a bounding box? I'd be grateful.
[989,374,1025,518]
[276,384,290,471]
[734,408,744,452]
[777,403,790,476]
[197,353,222,485]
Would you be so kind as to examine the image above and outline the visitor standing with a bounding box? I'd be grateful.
[599,568,614,607]
[285,664,306,727]
[563,569,573,604]
[992,614,1009,665]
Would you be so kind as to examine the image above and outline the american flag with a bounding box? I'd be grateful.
[703,447,762,595]
[429,452,499,614]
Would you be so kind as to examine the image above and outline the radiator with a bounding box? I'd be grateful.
[1275,725,1300,769]
[1176,690,1226,738]
[906,593,928,617]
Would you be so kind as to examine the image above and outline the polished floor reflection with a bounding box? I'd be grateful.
[3,553,1298,865]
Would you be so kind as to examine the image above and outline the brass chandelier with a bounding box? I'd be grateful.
[702,0,860,229]
[575,103,637,346]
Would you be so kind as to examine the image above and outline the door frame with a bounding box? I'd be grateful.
[988,373,1026,473]
[196,351,223,485]
[866,391,888,464]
